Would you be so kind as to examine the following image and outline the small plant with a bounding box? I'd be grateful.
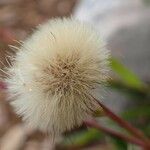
[0,17,149,149]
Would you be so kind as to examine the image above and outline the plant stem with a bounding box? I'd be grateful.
[85,119,149,149]
[91,95,150,145]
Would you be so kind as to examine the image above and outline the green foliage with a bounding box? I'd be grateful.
[57,128,103,149]
[122,105,150,120]
[111,137,127,150]
[110,58,144,89]
[144,0,150,5]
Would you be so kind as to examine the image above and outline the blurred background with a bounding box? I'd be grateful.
[0,0,150,149]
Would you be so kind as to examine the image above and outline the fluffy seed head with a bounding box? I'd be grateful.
[5,18,109,136]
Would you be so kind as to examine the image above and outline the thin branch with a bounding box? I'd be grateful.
[91,95,150,145]
[85,119,150,149]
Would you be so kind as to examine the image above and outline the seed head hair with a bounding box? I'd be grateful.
[5,18,110,137]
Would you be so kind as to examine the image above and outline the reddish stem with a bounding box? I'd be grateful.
[85,119,149,149]
[91,95,150,145]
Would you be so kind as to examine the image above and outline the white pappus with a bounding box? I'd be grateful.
[5,18,110,137]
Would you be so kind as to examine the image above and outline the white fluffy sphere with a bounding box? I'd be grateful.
[6,18,109,137]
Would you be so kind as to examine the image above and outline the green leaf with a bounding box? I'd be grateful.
[57,128,103,149]
[143,125,150,136]
[111,137,127,150]
[122,105,150,120]
[110,57,144,89]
